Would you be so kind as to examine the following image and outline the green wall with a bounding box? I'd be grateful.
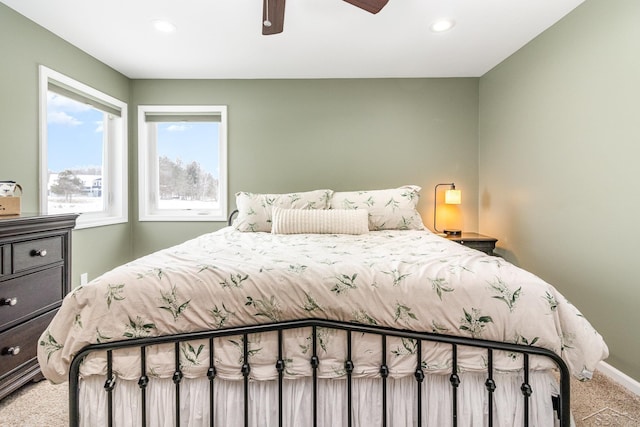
[130,78,479,256]
[0,4,133,285]
[479,0,640,380]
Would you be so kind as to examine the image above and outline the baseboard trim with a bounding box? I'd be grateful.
[597,361,640,396]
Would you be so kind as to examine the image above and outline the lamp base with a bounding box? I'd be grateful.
[444,229,461,236]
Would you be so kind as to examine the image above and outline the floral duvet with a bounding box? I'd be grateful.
[38,227,608,384]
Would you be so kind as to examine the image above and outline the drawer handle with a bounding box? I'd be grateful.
[3,346,21,356]
[32,249,48,257]
[1,297,18,306]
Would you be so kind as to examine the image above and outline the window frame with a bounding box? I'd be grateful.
[38,65,128,229]
[137,105,228,222]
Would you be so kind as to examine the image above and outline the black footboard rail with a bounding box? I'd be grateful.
[68,318,571,426]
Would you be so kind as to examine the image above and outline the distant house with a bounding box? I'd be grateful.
[89,177,102,197]
[48,173,102,197]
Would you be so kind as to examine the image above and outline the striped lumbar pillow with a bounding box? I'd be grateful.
[271,207,369,235]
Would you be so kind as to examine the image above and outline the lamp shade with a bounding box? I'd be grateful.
[445,189,462,205]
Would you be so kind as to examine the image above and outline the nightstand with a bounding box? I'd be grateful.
[446,232,497,255]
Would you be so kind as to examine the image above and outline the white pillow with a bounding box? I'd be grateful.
[234,189,333,232]
[329,185,424,231]
[271,207,369,235]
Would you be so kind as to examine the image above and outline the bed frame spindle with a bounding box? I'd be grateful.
[345,330,354,427]
[485,348,497,426]
[276,330,285,427]
[104,350,115,427]
[522,353,532,427]
[207,337,216,426]
[379,334,389,427]
[242,334,251,427]
[310,326,319,427]
[450,343,460,427]
[414,339,424,427]
[172,342,183,426]
[138,346,149,427]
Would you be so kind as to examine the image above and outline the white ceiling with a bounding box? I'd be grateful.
[2,0,584,79]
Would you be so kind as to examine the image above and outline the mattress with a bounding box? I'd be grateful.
[38,227,608,384]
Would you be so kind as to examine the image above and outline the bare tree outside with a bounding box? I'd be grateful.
[158,156,218,202]
[49,169,85,202]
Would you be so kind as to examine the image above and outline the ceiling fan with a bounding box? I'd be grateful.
[262,0,389,35]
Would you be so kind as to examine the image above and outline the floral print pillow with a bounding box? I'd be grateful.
[329,185,425,230]
[234,189,333,232]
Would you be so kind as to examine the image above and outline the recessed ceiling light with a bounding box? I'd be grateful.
[152,19,176,33]
[430,19,455,33]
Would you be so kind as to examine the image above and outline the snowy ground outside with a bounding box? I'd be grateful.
[48,196,218,214]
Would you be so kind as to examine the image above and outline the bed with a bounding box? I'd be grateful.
[37,186,608,426]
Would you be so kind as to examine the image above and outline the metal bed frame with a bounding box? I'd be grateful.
[68,318,571,427]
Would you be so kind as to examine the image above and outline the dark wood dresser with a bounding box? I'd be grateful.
[0,213,77,400]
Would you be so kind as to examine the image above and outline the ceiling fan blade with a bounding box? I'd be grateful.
[343,0,389,14]
[262,0,286,35]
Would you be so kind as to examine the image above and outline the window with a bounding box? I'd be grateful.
[39,66,128,229]
[138,105,228,221]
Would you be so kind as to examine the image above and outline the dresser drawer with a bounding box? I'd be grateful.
[0,245,9,277]
[0,266,64,331]
[0,310,56,379]
[12,236,63,273]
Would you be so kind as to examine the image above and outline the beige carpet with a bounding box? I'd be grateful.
[0,370,638,426]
